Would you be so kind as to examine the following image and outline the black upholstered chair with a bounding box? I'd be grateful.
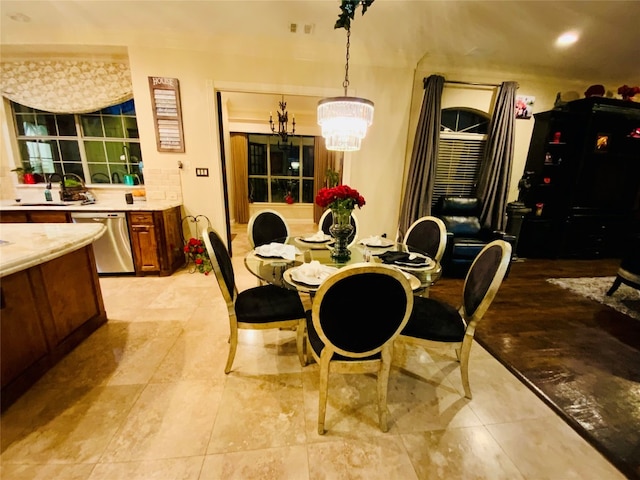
[607,233,640,296]
[247,209,290,249]
[398,240,511,399]
[436,196,514,277]
[202,227,306,374]
[318,209,359,247]
[306,263,413,434]
[402,215,447,263]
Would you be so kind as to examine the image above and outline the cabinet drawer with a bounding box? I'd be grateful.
[129,212,154,225]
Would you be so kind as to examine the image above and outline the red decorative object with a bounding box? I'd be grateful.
[618,85,640,101]
[553,132,562,143]
[285,193,294,204]
[315,184,365,210]
[23,173,36,184]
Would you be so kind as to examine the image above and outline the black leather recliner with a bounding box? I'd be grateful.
[435,196,515,278]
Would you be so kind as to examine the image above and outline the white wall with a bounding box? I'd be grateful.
[1,40,624,247]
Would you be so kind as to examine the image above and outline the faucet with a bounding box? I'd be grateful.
[46,173,67,201]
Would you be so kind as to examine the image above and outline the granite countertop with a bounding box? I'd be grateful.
[0,199,182,212]
[0,223,106,277]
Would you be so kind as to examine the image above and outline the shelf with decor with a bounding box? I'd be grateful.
[517,97,640,259]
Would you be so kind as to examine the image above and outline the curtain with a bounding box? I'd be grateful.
[313,138,343,224]
[476,81,518,231]
[397,74,445,238]
[231,133,250,224]
[0,60,132,113]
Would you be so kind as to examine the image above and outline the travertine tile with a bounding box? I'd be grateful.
[0,462,96,480]
[89,457,204,480]
[486,416,627,479]
[306,436,419,479]
[401,427,524,479]
[2,385,143,464]
[200,445,309,480]
[207,373,306,453]
[102,381,222,461]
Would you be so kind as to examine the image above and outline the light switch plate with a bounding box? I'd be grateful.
[195,168,209,177]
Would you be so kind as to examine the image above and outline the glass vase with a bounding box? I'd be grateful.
[329,208,354,261]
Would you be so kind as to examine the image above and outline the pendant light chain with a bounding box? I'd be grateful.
[343,28,351,95]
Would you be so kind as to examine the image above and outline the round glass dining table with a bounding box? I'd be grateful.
[244,236,442,295]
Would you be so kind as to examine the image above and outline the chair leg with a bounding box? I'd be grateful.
[296,319,306,367]
[224,323,239,374]
[606,276,623,296]
[459,335,473,399]
[377,346,392,432]
[317,350,331,435]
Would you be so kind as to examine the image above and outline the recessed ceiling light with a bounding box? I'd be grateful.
[556,31,579,47]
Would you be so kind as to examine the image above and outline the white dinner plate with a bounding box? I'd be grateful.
[393,253,433,269]
[361,240,394,248]
[288,264,338,286]
[296,235,332,244]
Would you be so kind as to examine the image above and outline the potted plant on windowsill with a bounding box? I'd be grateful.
[11,166,36,184]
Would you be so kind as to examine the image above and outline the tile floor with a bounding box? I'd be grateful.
[0,223,626,479]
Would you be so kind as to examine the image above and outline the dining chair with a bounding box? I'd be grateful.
[306,263,413,434]
[202,226,306,374]
[318,209,359,247]
[397,239,511,399]
[402,215,447,263]
[247,209,290,249]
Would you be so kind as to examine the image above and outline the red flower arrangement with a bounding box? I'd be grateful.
[315,184,366,213]
[183,237,213,275]
[618,85,640,101]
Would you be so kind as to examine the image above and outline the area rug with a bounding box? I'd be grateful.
[547,276,640,321]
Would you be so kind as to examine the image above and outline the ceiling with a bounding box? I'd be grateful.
[1,1,638,118]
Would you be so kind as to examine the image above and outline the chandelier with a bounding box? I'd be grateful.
[317,27,374,152]
[269,95,295,148]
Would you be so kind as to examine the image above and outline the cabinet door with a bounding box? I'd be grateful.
[131,224,159,272]
[0,211,28,223]
[29,211,70,223]
[1,271,50,388]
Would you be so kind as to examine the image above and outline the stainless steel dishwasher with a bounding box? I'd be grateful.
[71,212,135,274]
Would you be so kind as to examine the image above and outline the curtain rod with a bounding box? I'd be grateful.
[444,80,500,88]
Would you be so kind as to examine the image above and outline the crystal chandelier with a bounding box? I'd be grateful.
[269,95,295,148]
[317,27,374,152]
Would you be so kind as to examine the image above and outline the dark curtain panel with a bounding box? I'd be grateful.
[476,81,518,231]
[397,75,445,238]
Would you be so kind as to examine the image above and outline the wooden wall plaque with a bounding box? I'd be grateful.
[148,76,185,153]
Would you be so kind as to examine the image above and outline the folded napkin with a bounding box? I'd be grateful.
[360,235,392,246]
[303,231,330,242]
[254,242,298,260]
[295,261,335,281]
[376,251,430,266]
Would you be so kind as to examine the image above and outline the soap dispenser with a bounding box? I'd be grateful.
[44,187,53,202]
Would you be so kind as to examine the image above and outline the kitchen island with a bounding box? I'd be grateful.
[0,223,107,411]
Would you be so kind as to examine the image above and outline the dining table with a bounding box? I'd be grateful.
[244,234,442,296]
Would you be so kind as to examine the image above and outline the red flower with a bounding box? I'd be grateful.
[315,184,366,210]
[184,237,213,274]
[195,258,203,265]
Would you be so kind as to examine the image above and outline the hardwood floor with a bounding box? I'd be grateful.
[444,257,640,480]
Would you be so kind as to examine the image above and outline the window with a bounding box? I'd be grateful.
[247,134,315,204]
[11,99,143,185]
[432,108,489,206]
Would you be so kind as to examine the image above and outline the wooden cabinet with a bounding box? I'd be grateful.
[128,206,184,276]
[0,210,69,223]
[1,245,106,411]
[518,97,640,258]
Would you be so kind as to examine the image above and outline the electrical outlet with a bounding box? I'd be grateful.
[195,168,209,177]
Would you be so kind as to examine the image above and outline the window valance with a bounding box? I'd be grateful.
[1,60,132,113]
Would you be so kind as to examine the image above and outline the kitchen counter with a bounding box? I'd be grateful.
[0,223,106,277]
[0,199,182,212]
[1,222,108,411]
